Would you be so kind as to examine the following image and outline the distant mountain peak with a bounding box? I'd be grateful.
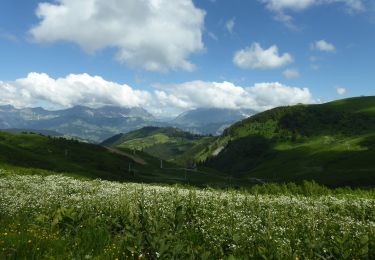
[0,104,158,142]
[174,107,255,126]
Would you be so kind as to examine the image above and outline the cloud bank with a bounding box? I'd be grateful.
[30,0,205,72]
[0,73,315,116]
[0,73,151,109]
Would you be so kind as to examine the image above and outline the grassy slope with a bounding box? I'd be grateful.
[0,131,231,187]
[202,96,375,187]
[102,126,215,165]
[0,131,135,181]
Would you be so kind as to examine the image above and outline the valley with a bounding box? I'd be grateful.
[0,96,374,188]
[2,1,375,257]
[1,96,375,259]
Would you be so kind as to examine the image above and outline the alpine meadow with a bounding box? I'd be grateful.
[1,0,375,259]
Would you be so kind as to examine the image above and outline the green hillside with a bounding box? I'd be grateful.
[201,96,375,187]
[0,131,136,181]
[0,131,233,187]
[102,126,215,165]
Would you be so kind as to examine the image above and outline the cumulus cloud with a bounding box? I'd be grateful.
[225,18,235,33]
[233,42,293,70]
[261,0,315,12]
[30,0,205,72]
[155,81,314,112]
[0,73,315,116]
[311,40,336,52]
[155,81,254,110]
[336,87,347,95]
[0,73,151,110]
[246,82,314,110]
[283,69,300,79]
[260,0,365,27]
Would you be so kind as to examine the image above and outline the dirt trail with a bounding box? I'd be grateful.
[104,146,147,165]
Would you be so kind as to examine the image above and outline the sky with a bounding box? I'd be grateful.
[0,0,374,116]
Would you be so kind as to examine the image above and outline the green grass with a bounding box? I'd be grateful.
[201,96,375,187]
[0,131,238,188]
[103,126,216,165]
[1,169,374,259]
[246,134,375,186]
[323,96,375,114]
[118,133,170,150]
[0,131,136,181]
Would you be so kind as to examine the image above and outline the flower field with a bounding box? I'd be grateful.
[1,169,375,259]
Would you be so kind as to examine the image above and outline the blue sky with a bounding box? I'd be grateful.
[0,0,374,115]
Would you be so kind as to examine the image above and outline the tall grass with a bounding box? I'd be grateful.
[1,169,374,259]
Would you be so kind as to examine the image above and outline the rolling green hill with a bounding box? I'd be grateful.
[200,96,375,187]
[2,96,374,188]
[102,126,215,165]
[0,131,233,187]
[0,131,135,181]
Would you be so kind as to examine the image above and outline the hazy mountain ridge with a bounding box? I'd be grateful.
[0,105,253,141]
[0,105,161,142]
[172,108,255,135]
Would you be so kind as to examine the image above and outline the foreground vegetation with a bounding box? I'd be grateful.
[1,168,374,259]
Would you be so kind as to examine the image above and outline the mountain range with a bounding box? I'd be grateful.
[0,105,156,142]
[0,105,251,142]
[0,96,374,187]
[172,108,254,135]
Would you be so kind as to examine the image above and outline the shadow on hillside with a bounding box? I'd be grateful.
[206,134,375,188]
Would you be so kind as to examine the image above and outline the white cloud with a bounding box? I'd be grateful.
[155,81,254,110]
[0,73,151,110]
[225,18,235,33]
[273,12,297,30]
[247,82,314,110]
[262,0,316,12]
[0,73,315,116]
[30,0,205,72]
[261,0,364,12]
[336,87,347,95]
[154,81,314,112]
[311,40,336,52]
[260,0,365,27]
[233,42,293,70]
[283,69,300,79]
